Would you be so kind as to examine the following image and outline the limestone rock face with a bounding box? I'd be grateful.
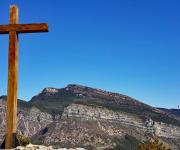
[14,144,85,150]
[17,107,53,137]
[62,104,180,140]
[0,97,53,141]
[32,104,179,150]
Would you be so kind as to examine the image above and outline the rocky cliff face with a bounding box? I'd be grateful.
[1,84,180,150]
[32,104,180,149]
[14,144,85,150]
[0,96,53,142]
[62,104,180,139]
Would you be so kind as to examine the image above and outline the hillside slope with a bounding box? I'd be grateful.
[30,84,180,126]
[0,84,180,149]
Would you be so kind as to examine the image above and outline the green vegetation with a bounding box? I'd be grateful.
[105,135,141,150]
[29,89,80,116]
[17,134,31,146]
[137,138,171,150]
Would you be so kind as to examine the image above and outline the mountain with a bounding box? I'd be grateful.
[157,108,180,117]
[0,84,180,150]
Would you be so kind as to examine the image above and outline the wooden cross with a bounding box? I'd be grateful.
[0,5,48,149]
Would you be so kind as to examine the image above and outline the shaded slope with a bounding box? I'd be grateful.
[0,95,30,111]
[158,108,180,117]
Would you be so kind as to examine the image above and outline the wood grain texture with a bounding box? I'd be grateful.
[1,4,49,148]
[0,23,48,34]
[5,5,18,149]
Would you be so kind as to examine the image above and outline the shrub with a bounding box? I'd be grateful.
[137,138,171,150]
[17,134,31,146]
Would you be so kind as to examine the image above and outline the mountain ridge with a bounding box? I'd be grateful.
[0,84,180,149]
[1,84,180,124]
[28,84,180,126]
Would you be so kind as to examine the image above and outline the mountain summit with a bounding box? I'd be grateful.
[0,84,180,149]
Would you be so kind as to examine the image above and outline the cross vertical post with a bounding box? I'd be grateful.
[5,5,19,149]
[0,5,48,148]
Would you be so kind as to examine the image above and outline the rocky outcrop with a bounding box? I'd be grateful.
[62,104,180,149]
[14,144,85,150]
[32,104,180,150]
[17,107,53,137]
[0,97,53,141]
[63,104,180,138]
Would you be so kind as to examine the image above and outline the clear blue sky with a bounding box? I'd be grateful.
[0,0,180,108]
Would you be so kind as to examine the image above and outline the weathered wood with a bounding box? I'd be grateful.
[0,23,48,34]
[0,4,48,148]
[5,5,18,149]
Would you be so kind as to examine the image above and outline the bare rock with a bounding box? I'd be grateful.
[14,144,85,150]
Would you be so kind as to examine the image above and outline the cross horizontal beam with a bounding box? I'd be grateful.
[0,23,48,34]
